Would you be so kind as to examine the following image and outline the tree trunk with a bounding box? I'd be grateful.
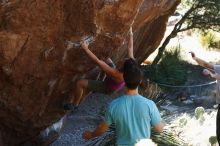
[151,5,195,66]
[151,30,177,66]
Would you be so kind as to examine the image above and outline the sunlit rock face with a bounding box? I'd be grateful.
[0,0,179,145]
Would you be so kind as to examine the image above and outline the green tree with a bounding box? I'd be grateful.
[152,0,220,66]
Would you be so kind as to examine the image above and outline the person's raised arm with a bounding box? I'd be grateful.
[83,122,109,139]
[127,27,134,59]
[80,41,123,82]
[190,52,214,70]
[80,41,101,65]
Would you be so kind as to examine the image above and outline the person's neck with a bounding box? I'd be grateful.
[125,87,138,95]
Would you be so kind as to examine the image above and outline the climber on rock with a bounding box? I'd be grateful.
[63,27,135,111]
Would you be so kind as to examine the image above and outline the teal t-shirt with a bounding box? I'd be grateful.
[105,94,161,146]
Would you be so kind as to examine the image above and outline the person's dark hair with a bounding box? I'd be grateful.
[123,58,143,89]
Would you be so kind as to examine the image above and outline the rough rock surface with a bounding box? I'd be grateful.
[0,0,179,145]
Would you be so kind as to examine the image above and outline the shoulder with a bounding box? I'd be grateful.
[107,96,125,114]
[138,95,157,106]
[109,95,125,107]
[137,94,153,102]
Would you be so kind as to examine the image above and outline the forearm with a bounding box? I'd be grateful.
[83,48,101,65]
[128,33,134,59]
[90,122,109,138]
[194,57,214,70]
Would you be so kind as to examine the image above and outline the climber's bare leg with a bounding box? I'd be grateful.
[72,79,88,106]
[63,79,88,110]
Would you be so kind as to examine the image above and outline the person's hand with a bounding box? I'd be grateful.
[83,131,93,140]
[80,40,89,50]
[203,69,212,77]
[189,52,195,58]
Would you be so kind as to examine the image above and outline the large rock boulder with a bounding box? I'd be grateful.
[0,0,180,145]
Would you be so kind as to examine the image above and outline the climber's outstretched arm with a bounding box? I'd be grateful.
[80,41,123,82]
[190,52,214,70]
[127,27,134,59]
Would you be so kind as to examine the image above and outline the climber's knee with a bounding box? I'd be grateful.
[76,79,88,89]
